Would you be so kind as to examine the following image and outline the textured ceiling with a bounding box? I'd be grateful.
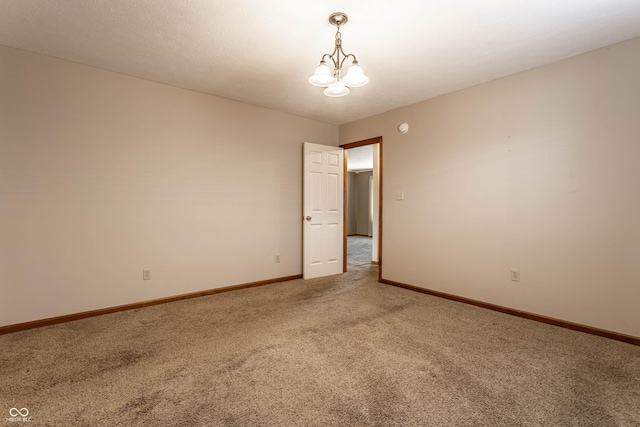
[1,1,640,125]
[347,145,373,172]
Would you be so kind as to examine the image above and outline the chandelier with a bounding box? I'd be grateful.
[308,12,369,97]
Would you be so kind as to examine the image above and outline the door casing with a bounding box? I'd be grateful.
[340,137,383,281]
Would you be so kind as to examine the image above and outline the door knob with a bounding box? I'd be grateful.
[305,216,312,221]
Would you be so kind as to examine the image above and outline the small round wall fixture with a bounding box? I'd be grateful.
[398,123,409,134]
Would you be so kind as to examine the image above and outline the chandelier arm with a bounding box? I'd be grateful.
[321,50,339,69]
[337,53,358,71]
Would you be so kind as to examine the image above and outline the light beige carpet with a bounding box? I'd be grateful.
[1,265,639,426]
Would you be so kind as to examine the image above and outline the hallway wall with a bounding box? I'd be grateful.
[346,171,373,236]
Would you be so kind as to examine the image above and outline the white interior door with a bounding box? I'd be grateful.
[303,142,344,279]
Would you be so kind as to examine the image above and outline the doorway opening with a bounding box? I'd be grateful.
[340,137,382,280]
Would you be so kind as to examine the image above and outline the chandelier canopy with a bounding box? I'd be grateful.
[309,12,369,97]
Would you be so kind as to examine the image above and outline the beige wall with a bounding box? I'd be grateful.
[340,37,640,337]
[0,46,338,327]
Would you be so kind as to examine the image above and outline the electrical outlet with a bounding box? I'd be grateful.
[143,269,151,280]
[395,191,404,201]
[275,254,280,263]
[510,269,520,282]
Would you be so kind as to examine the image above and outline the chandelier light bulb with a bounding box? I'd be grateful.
[324,80,350,97]
[309,62,335,87]
[342,62,369,88]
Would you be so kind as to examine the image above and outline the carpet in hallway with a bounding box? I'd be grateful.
[347,235,372,266]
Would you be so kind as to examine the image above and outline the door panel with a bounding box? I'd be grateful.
[327,223,339,263]
[327,173,339,211]
[311,172,322,211]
